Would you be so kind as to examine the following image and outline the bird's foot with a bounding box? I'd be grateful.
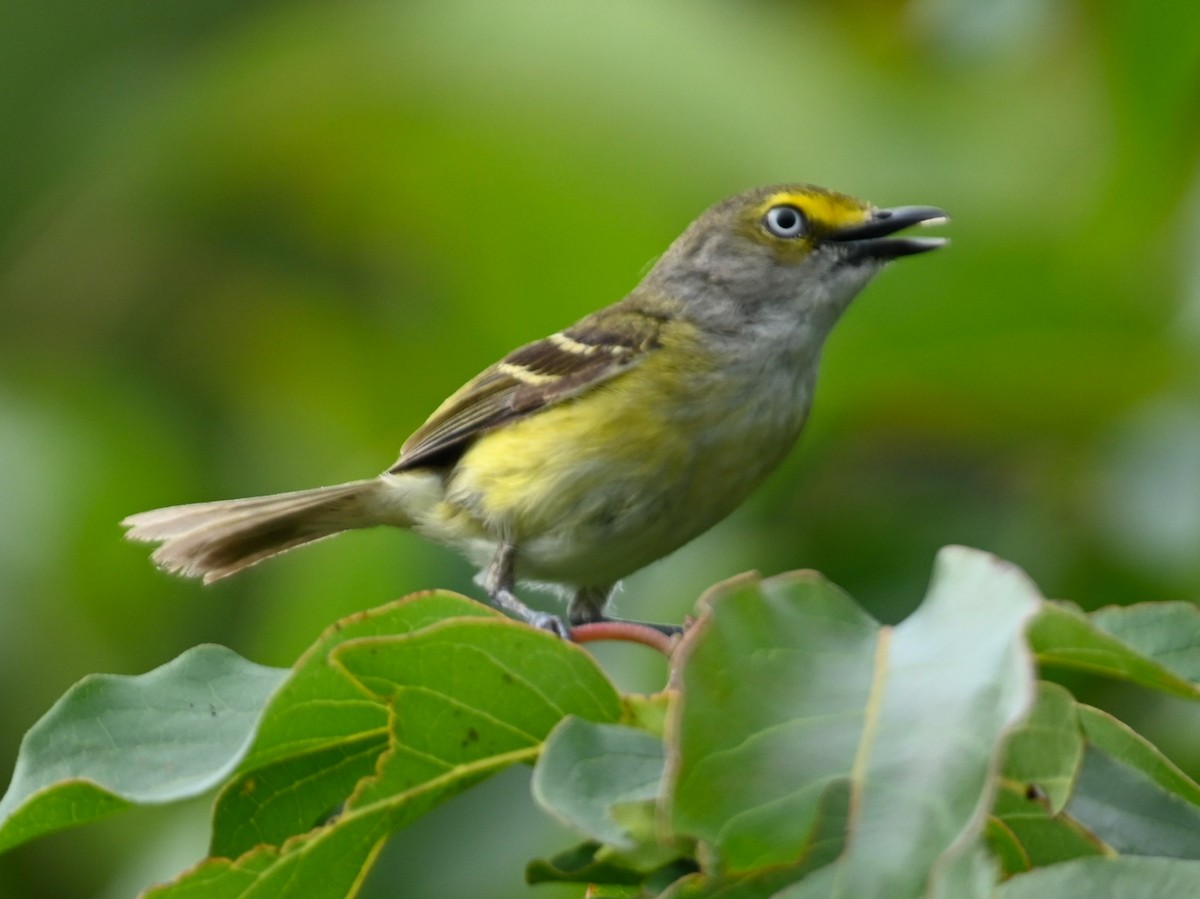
[527,611,572,640]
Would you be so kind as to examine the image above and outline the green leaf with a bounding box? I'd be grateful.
[532,717,697,879]
[533,718,665,850]
[660,780,850,899]
[992,856,1200,898]
[777,554,1036,899]
[669,570,878,871]
[144,811,390,899]
[333,618,622,790]
[0,645,285,854]
[660,865,823,899]
[526,841,651,886]
[997,682,1084,813]
[671,546,1040,899]
[241,591,497,770]
[925,842,996,899]
[525,840,696,890]
[988,784,1108,874]
[210,591,494,858]
[1077,704,1200,805]
[149,614,621,897]
[984,817,1032,876]
[986,681,1113,874]
[1028,601,1200,698]
[210,733,387,859]
[1089,603,1200,683]
[1066,706,1200,859]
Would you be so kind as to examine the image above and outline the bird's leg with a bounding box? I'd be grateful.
[568,585,684,637]
[482,543,570,639]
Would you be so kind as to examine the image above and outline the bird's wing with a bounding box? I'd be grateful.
[389,304,667,472]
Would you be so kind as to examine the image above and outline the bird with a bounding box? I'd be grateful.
[123,183,947,637]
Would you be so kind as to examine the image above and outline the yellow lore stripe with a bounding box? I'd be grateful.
[756,190,871,232]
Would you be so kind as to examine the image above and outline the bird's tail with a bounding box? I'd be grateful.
[122,479,394,583]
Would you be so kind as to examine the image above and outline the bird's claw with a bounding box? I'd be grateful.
[529,612,572,640]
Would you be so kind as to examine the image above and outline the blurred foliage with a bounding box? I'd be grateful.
[0,0,1198,896]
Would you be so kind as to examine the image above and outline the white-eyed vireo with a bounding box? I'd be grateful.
[124,184,947,636]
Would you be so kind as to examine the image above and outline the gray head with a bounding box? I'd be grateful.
[643,183,947,334]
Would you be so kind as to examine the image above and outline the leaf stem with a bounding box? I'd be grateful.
[569,621,676,656]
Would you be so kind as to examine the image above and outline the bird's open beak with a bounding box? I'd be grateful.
[828,205,949,262]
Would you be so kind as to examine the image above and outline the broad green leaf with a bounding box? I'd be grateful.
[526,840,697,892]
[671,546,1041,899]
[149,615,621,897]
[1029,601,1200,698]
[210,733,387,859]
[335,618,622,780]
[660,866,822,899]
[1065,707,1200,859]
[526,841,653,887]
[984,817,1031,875]
[992,856,1200,898]
[240,591,497,769]
[978,684,1113,877]
[533,718,666,850]
[660,780,850,899]
[669,570,878,870]
[988,784,1108,874]
[997,682,1083,813]
[926,842,996,899]
[0,645,285,854]
[210,591,494,857]
[1089,603,1200,684]
[778,818,1001,899]
[1077,704,1200,805]
[143,811,388,899]
[780,547,1037,899]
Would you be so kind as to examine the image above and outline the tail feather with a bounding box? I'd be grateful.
[122,479,383,583]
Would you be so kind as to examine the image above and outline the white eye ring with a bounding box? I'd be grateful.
[764,205,807,238]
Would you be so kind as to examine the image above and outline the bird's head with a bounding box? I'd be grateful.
[648,184,948,333]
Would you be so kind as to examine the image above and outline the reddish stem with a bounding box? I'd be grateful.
[569,620,676,656]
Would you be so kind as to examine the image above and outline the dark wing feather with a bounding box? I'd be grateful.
[389,305,667,473]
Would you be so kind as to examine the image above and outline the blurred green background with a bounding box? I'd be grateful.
[2,0,1199,895]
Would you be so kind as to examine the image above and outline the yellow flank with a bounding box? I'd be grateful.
[432,313,809,585]
[454,349,696,535]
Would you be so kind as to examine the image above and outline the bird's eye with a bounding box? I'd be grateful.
[764,205,807,239]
